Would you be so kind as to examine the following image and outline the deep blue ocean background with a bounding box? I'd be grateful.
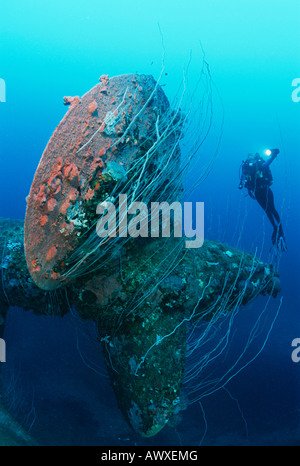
[0,0,299,446]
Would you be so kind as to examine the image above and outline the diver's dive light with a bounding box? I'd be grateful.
[265,148,279,157]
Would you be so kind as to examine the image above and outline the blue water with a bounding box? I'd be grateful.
[0,0,300,446]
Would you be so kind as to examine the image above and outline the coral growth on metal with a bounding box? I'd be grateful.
[25,74,171,290]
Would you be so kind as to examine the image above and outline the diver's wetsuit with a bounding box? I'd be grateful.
[239,151,287,252]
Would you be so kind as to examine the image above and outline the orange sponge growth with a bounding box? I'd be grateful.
[25,74,175,291]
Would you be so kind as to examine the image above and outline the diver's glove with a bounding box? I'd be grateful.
[270,148,280,156]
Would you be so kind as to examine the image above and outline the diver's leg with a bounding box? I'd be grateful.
[255,187,287,251]
[266,188,285,234]
[266,188,287,251]
[265,188,280,225]
[255,187,277,230]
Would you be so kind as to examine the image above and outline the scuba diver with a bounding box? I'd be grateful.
[239,148,287,252]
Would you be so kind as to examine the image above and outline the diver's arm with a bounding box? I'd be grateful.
[263,148,279,168]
